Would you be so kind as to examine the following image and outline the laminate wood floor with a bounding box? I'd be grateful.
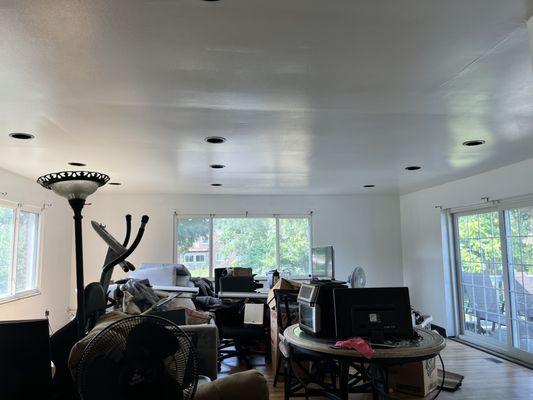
[218,339,533,399]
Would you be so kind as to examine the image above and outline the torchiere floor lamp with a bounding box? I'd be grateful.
[38,171,109,338]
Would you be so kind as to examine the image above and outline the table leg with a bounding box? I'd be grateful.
[338,361,350,400]
[371,364,379,400]
[370,364,395,400]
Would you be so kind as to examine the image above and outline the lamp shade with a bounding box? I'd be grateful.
[37,171,110,200]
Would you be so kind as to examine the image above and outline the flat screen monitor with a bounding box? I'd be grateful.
[333,287,414,342]
[311,246,334,279]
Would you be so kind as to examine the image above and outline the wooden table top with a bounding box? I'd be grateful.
[284,324,445,360]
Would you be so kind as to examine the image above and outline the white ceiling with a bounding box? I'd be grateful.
[1,0,533,195]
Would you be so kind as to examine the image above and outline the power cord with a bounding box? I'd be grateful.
[430,353,445,400]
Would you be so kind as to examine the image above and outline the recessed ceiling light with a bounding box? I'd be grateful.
[9,132,35,140]
[211,183,222,187]
[210,164,226,169]
[108,182,122,186]
[205,136,226,144]
[405,166,421,171]
[462,139,486,147]
[68,162,86,167]
[363,185,375,188]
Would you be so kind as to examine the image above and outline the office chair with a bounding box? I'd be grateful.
[273,289,338,399]
[215,300,270,369]
[272,289,300,387]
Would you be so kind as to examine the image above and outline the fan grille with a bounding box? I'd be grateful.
[75,315,197,400]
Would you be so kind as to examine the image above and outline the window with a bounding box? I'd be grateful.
[279,217,310,277]
[176,218,209,277]
[0,203,41,302]
[453,205,533,363]
[0,207,15,297]
[213,218,276,276]
[176,215,311,278]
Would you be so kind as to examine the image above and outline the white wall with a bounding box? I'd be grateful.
[78,193,403,306]
[0,168,73,330]
[401,157,533,332]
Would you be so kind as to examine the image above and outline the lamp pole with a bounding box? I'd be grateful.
[37,171,109,339]
[69,198,86,338]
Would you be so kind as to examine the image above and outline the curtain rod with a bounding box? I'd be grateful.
[174,211,313,217]
[0,195,52,211]
[436,192,533,213]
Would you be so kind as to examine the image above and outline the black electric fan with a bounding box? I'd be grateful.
[74,316,198,400]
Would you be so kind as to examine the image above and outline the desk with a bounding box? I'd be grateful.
[152,285,199,294]
[217,291,268,299]
[283,324,445,400]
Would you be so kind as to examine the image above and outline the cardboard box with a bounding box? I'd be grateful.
[266,278,301,308]
[268,278,302,366]
[231,267,253,276]
[270,308,280,366]
[388,357,438,397]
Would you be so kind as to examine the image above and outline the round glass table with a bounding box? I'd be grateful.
[282,324,446,399]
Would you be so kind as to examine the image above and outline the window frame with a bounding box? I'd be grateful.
[173,213,313,279]
[0,200,43,304]
[450,199,533,366]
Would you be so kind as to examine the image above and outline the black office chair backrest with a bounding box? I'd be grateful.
[273,289,300,331]
[213,300,246,328]
[214,268,228,294]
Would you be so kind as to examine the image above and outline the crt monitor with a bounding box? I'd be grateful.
[311,246,334,279]
[333,287,414,342]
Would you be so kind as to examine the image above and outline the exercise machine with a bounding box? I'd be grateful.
[86,215,148,325]
[50,214,149,400]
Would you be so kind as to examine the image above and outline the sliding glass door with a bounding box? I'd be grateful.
[455,211,507,346]
[454,207,533,363]
[505,207,533,354]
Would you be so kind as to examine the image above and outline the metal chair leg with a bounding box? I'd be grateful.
[284,357,290,400]
[273,354,283,387]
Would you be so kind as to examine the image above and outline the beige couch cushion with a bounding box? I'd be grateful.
[68,311,128,370]
[194,370,268,400]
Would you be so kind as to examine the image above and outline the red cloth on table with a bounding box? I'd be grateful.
[334,337,374,359]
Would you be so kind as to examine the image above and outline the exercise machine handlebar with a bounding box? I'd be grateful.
[100,215,149,278]
[122,214,132,247]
